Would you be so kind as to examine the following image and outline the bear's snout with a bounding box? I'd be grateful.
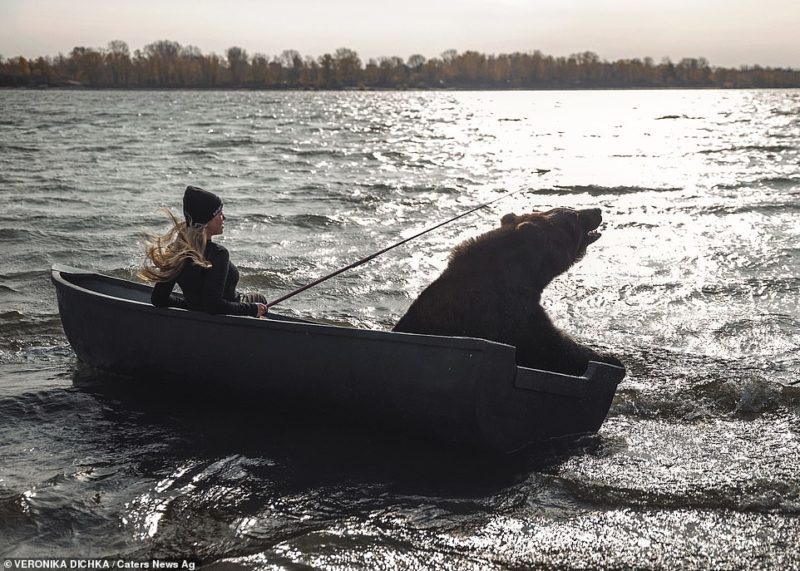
[578,208,602,233]
[577,208,603,249]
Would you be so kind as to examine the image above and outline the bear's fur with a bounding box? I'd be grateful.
[393,207,623,376]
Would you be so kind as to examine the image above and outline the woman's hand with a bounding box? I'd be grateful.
[256,303,268,318]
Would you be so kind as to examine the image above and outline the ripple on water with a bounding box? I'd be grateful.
[554,414,800,514]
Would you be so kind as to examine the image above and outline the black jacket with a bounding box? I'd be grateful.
[151,242,258,317]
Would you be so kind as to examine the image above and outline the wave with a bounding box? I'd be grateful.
[0,488,38,543]
[32,119,85,129]
[611,344,800,421]
[0,338,72,365]
[699,144,796,155]
[693,374,800,415]
[541,185,682,196]
[272,146,407,163]
[0,269,52,282]
[0,308,67,357]
[701,201,800,215]
[559,470,800,515]
[67,144,126,153]
[0,143,41,153]
[655,114,702,120]
[714,176,800,191]
[0,311,63,334]
[274,146,333,157]
[270,213,345,229]
[345,182,461,195]
[771,107,800,117]
[175,148,221,158]
[203,136,258,148]
[0,228,49,241]
[6,194,92,207]
[0,386,98,419]
[697,279,800,299]
[235,270,291,291]
[0,227,90,248]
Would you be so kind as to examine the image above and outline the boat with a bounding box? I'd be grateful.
[51,265,625,454]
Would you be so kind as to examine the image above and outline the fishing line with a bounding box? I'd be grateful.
[266,171,551,308]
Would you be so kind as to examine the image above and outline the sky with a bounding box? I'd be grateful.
[1,0,798,69]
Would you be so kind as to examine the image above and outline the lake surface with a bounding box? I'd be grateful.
[1,89,799,568]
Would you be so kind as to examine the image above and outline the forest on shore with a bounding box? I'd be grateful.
[2,40,799,90]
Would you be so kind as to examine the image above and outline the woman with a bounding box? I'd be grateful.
[139,185,268,318]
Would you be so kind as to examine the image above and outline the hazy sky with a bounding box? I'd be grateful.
[1,0,798,68]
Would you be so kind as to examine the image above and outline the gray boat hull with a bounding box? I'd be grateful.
[51,266,624,453]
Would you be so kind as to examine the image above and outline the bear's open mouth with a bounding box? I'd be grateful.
[585,229,601,245]
[578,208,603,249]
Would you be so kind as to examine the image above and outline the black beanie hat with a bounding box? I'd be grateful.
[183,185,223,226]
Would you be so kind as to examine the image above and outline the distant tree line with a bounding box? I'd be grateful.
[1,40,798,89]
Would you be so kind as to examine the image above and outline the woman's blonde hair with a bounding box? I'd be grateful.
[139,209,211,283]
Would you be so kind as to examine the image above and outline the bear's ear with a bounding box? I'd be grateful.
[515,221,545,240]
[501,213,518,226]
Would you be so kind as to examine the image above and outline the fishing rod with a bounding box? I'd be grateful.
[266,171,550,309]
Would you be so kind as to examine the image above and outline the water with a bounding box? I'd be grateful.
[1,89,799,568]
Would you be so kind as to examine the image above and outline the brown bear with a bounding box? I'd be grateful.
[393,207,623,376]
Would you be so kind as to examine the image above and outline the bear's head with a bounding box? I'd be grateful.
[500,207,603,284]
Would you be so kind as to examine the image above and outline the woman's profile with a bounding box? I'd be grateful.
[139,185,268,317]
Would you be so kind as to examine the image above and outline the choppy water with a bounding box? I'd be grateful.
[1,89,799,568]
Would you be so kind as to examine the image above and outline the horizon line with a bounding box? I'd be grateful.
[2,40,798,72]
